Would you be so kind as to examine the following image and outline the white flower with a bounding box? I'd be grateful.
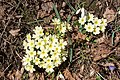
[93,27,100,35]
[81,7,85,17]
[59,39,67,49]
[26,49,36,58]
[35,39,45,49]
[62,56,67,61]
[23,40,28,49]
[78,16,86,25]
[51,18,61,25]
[53,57,61,67]
[100,18,107,26]
[33,57,40,65]
[93,17,101,26]
[88,13,94,22]
[22,55,31,65]
[33,26,44,36]
[85,23,94,32]
[28,40,35,48]
[45,63,54,73]
[40,49,48,58]
[99,25,106,32]
[54,45,61,53]
[25,65,35,73]
[58,23,66,33]
[26,34,31,42]
[76,9,81,14]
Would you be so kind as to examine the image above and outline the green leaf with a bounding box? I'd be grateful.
[96,75,102,80]
[112,31,115,46]
[69,47,73,63]
[53,4,61,20]
[67,14,72,22]
[64,0,76,12]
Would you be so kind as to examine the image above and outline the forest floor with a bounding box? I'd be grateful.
[0,0,120,80]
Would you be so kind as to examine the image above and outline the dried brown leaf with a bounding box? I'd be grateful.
[9,29,20,36]
[0,6,5,19]
[72,73,81,80]
[103,7,116,23]
[63,68,75,80]
[91,44,111,61]
[29,73,35,80]
[15,69,22,80]
[41,2,53,13]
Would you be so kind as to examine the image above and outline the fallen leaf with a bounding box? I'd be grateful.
[0,6,5,19]
[91,43,111,61]
[63,68,75,80]
[72,73,80,80]
[9,29,20,36]
[29,73,35,80]
[37,10,49,19]
[41,2,53,13]
[103,7,116,23]
[96,34,106,44]
[15,69,22,80]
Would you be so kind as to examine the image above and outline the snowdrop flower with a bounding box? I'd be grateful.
[81,7,85,17]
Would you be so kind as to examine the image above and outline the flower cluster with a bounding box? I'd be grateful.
[22,26,68,73]
[78,13,107,35]
[51,18,72,37]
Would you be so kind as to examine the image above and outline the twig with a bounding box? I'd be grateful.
[3,63,12,72]
[0,0,22,39]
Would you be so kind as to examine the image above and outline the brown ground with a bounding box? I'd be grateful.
[0,0,120,80]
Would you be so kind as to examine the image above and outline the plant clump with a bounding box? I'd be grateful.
[22,18,72,74]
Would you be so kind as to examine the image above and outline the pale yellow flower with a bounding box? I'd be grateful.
[88,13,94,22]
[23,40,28,49]
[35,39,45,49]
[33,57,40,65]
[51,18,61,25]
[25,65,35,73]
[93,27,100,35]
[45,63,54,73]
[33,26,44,36]
[26,34,31,41]
[78,16,86,25]
[22,55,31,65]
[54,45,61,53]
[26,49,36,58]
[99,25,106,32]
[58,23,66,33]
[59,39,67,49]
[100,18,107,26]
[85,23,94,32]
[40,49,48,58]
[93,17,101,26]
[28,40,35,48]
[53,57,61,67]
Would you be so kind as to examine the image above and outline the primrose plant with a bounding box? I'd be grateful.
[78,8,107,35]
[22,18,71,73]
